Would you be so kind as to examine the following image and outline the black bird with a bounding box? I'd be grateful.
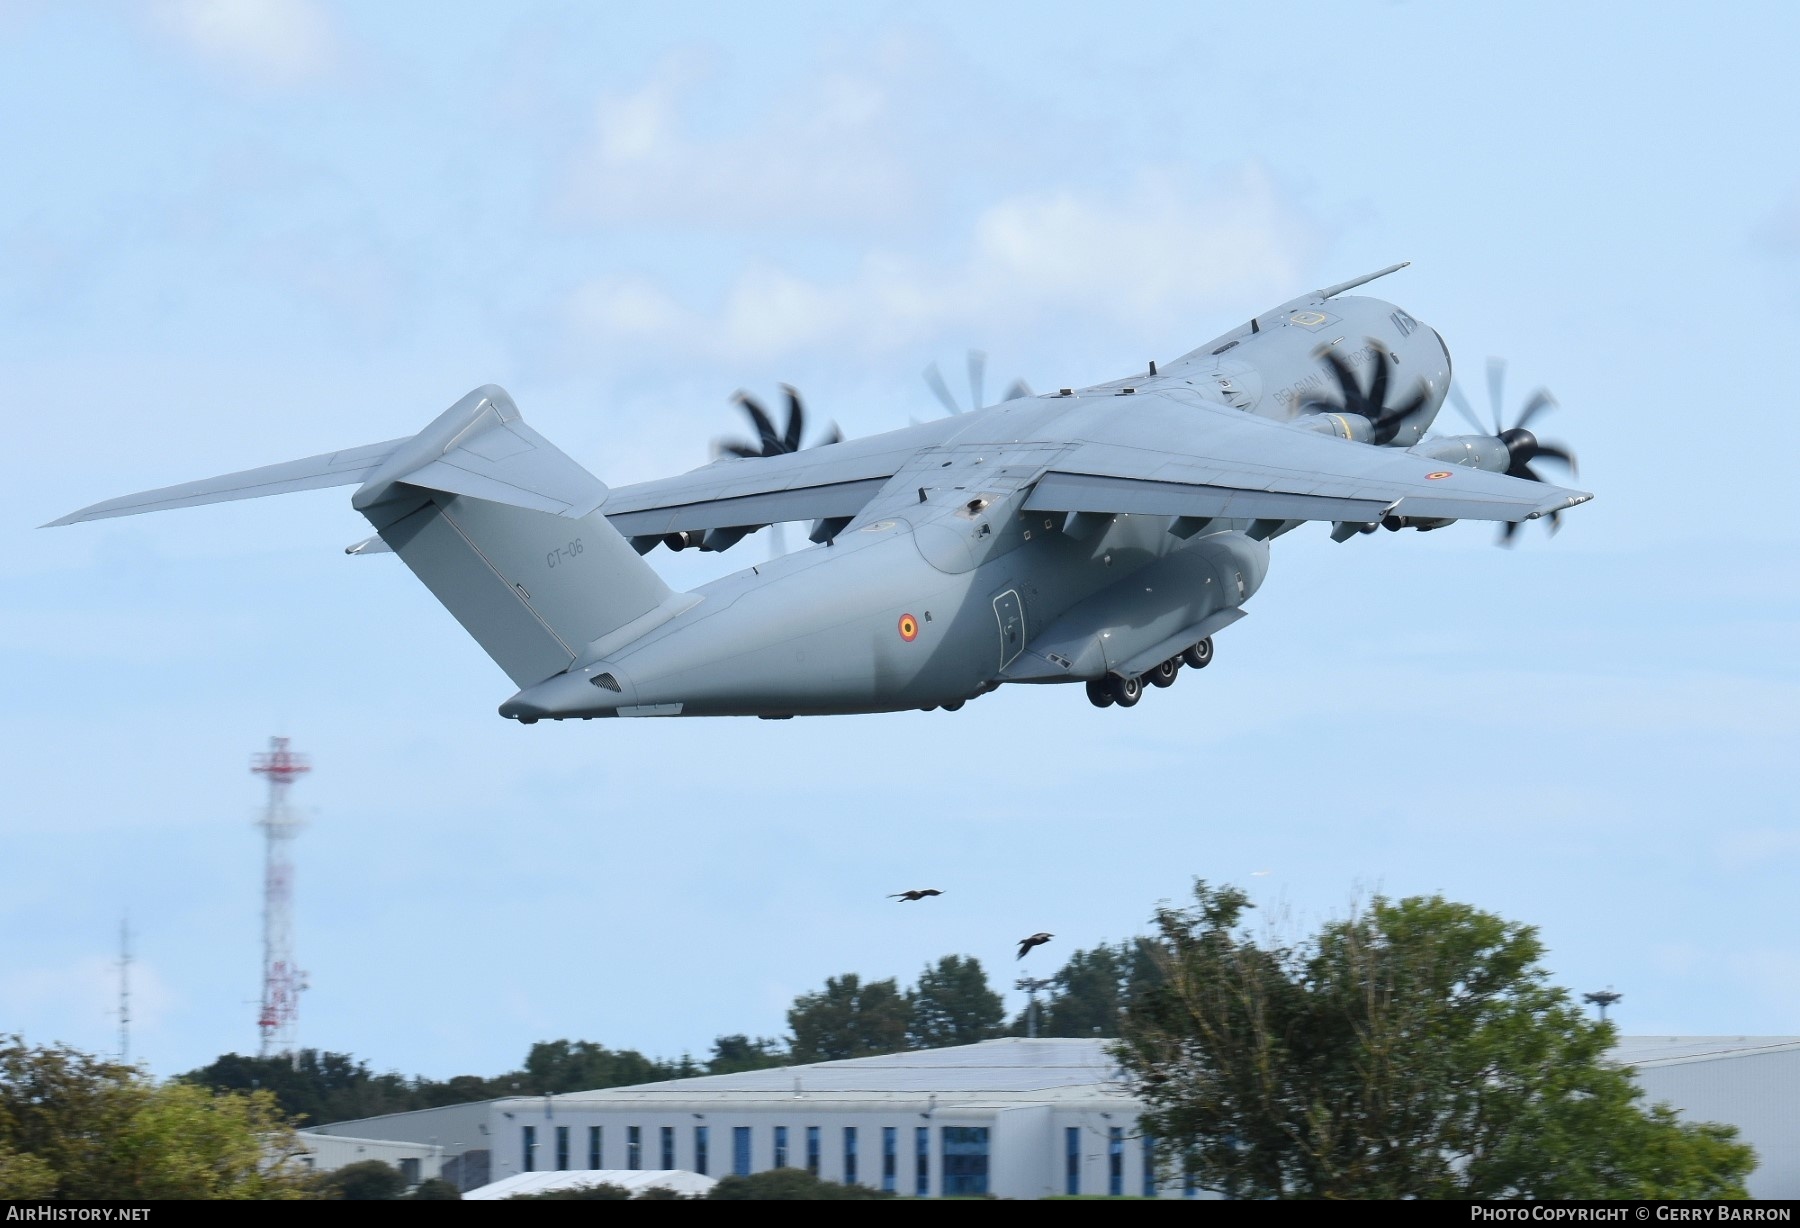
[1016,932,1053,959]
[889,889,944,902]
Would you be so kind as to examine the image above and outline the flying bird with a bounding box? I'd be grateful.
[889,889,944,902]
[1017,932,1053,959]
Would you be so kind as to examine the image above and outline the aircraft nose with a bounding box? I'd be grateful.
[1429,326,1453,387]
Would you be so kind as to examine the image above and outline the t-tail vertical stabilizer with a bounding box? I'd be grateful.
[351,385,678,687]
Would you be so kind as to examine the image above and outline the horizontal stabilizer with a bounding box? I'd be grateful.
[44,438,404,527]
[345,534,393,555]
[352,386,607,519]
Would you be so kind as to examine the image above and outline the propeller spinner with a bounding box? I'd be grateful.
[1299,339,1433,446]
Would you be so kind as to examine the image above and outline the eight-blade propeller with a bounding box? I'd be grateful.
[1446,358,1579,544]
[1300,339,1433,445]
[716,385,842,460]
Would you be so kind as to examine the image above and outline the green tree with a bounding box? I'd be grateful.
[1,1036,308,1200]
[409,1176,462,1199]
[707,1168,892,1199]
[517,1040,677,1093]
[788,975,910,1062]
[1116,882,1757,1200]
[907,956,1005,1049]
[707,1035,788,1074]
[0,1145,59,1199]
[314,1159,408,1200]
[181,1050,422,1125]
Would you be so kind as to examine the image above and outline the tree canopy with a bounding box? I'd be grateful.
[1,1036,307,1200]
[706,1034,788,1075]
[708,1167,892,1200]
[788,974,910,1063]
[182,1040,686,1125]
[907,955,1005,1049]
[1115,882,1757,1200]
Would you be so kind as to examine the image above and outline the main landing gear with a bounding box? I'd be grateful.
[1085,636,1213,708]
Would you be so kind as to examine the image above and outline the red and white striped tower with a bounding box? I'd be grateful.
[252,737,310,1061]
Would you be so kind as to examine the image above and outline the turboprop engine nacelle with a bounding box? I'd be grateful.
[1002,531,1269,682]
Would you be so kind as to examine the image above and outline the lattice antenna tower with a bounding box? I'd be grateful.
[252,736,310,1063]
[116,916,132,1065]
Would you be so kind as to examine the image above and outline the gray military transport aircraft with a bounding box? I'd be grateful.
[49,264,1589,720]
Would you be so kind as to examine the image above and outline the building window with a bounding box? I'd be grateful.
[398,1157,420,1187]
[660,1126,675,1170]
[941,1127,990,1197]
[774,1125,788,1169]
[915,1126,929,1197]
[882,1126,897,1193]
[554,1125,569,1171]
[1066,1126,1081,1196]
[694,1125,709,1176]
[1109,1126,1123,1196]
[523,1124,537,1173]
[627,1125,641,1170]
[806,1125,821,1176]
[588,1126,602,1170]
[732,1126,751,1177]
[1143,1134,1156,1198]
[843,1127,857,1186]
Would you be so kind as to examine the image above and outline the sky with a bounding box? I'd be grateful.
[3,0,1797,1082]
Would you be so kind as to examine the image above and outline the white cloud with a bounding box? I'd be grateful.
[561,48,915,230]
[152,0,338,86]
[565,165,1319,362]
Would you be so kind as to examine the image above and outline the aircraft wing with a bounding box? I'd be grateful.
[599,420,957,538]
[1021,393,1591,526]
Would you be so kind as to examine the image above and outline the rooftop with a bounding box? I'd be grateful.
[540,1038,1133,1110]
[1607,1036,1800,1067]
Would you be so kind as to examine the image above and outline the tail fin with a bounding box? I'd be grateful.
[49,384,680,689]
[354,386,676,687]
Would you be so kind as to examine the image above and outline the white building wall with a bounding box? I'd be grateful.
[990,1105,1053,1199]
[294,1132,446,1183]
[1631,1048,1800,1199]
[483,1103,1182,1198]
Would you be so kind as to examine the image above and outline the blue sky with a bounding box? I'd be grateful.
[3,0,1797,1081]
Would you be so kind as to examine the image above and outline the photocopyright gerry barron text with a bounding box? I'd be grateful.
[1472,1210,1791,1222]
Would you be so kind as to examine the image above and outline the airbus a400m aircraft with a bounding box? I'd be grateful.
[50,264,1590,720]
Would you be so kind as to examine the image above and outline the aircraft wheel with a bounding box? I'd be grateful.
[1183,637,1214,670]
[1108,674,1142,707]
[1085,680,1115,708]
[941,699,964,712]
[1148,658,1180,688]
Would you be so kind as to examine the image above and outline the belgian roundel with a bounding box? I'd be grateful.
[898,614,919,642]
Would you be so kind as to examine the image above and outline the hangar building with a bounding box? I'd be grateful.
[303,1035,1800,1198]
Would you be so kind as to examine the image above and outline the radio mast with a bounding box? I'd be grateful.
[117,916,132,1065]
[252,737,310,1062]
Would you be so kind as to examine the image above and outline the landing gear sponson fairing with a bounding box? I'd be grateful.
[49,265,1591,720]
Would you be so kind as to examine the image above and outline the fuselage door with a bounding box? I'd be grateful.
[993,588,1025,670]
